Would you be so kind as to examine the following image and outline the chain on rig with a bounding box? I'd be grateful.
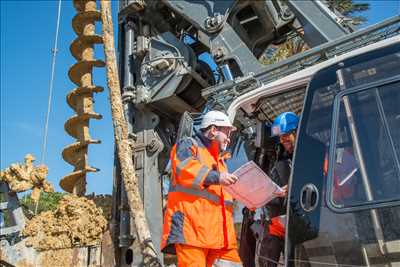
[60,0,104,196]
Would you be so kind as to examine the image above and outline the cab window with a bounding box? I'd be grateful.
[330,81,400,208]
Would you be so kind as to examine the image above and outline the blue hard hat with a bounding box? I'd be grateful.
[271,112,299,136]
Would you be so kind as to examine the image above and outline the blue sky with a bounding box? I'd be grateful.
[1,1,399,195]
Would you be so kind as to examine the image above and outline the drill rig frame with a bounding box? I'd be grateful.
[112,0,365,265]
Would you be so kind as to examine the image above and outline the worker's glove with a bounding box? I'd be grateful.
[272,184,288,198]
[219,172,238,186]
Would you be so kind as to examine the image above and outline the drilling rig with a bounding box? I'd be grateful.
[112,1,354,264]
[111,1,399,266]
[1,0,399,266]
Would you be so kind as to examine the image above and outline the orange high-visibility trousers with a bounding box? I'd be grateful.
[175,244,241,267]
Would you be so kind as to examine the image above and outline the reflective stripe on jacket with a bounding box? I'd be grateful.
[161,134,237,254]
[323,150,356,203]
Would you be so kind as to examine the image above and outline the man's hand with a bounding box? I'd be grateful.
[220,172,238,186]
[273,184,288,197]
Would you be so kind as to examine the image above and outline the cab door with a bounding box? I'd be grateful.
[286,43,400,266]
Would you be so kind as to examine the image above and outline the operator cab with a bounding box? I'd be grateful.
[227,40,400,266]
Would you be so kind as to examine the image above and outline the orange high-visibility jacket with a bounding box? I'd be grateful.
[268,216,285,239]
[323,150,356,203]
[161,134,237,254]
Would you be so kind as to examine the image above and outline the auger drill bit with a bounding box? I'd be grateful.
[61,0,104,196]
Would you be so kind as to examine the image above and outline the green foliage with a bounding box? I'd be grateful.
[0,192,6,202]
[325,0,370,25]
[20,191,66,218]
[261,36,307,65]
[261,0,370,65]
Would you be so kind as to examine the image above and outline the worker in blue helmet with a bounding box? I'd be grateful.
[256,112,299,267]
[271,111,299,155]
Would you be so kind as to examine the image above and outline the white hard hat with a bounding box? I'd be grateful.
[200,110,236,130]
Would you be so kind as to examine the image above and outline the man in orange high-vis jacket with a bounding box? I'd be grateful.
[161,110,242,266]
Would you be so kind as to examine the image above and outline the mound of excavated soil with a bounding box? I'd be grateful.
[87,194,112,221]
[22,194,107,251]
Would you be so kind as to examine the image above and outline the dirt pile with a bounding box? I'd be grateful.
[22,194,107,251]
[0,154,53,201]
[87,194,113,221]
